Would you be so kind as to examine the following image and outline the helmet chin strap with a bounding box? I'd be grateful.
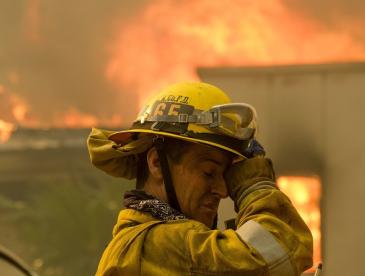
[212,214,218,230]
[153,137,182,213]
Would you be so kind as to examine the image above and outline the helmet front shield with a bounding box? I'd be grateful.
[205,103,256,140]
[139,102,256,140]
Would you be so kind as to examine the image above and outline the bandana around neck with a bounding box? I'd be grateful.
[123,189,186,221]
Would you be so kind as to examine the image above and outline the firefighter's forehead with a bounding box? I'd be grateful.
[183,143,231,167]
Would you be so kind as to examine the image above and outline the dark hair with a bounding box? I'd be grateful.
[135,138,192,189]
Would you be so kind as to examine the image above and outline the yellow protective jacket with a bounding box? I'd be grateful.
[96,188,313,276]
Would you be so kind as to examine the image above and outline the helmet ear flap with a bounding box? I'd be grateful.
[212,214,218,230]
[87,128,155,179]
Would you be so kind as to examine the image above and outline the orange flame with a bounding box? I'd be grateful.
[52,108,123,129]
[0,120,16,143]
[0,80,124,142]
[0,84,39,142]
[1,90,124,142]
[5,0,365,140]
[56,108,99,129]
[278,176,321,271]
[0,86,24,142]
[11,95,29,122]
[106,0,365,107]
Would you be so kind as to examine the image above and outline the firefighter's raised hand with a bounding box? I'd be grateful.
[225,141,276,211]
[242,138,266,158]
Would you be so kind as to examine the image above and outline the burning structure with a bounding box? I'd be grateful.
[1,1,365,275]
[2,0,365,143]
[199,62,365,276]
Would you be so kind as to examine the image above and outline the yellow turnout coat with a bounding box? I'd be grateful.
[96,188,313,276]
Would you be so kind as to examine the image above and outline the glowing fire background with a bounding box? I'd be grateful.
[278,176,322,270]
[1,0,365,141]
[1,0,365,274]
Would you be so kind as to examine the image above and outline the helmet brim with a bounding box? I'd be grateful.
[108,128,246,161]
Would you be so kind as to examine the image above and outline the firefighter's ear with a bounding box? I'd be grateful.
[146,147,163,182]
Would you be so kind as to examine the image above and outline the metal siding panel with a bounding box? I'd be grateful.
[323,71,365,276]
[199,65,365,276]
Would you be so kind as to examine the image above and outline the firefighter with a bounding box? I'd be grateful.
[87,82,313,275]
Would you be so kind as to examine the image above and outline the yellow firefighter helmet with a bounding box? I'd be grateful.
[87,82,257,180]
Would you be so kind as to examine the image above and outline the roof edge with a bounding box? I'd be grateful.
[197,61,365,76]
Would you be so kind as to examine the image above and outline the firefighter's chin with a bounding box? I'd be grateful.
[195,204,218,228]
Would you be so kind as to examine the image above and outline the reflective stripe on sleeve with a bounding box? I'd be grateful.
[236,220,296,276]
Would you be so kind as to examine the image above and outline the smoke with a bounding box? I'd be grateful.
[0,0,364,129]
[106,0,365,105]
[283,0,365,42]
[283,0,365,23]
[0,0,149,127]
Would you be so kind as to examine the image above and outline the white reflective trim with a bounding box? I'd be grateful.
[236,220,296,276]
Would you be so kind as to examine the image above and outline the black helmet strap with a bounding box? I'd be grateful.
[153,137,182,213]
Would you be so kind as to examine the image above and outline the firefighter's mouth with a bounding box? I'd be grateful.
[202,200,219,212]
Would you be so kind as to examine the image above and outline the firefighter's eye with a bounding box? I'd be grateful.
[204,172,214,178]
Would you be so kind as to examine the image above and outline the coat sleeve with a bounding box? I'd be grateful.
[186,188,313,275]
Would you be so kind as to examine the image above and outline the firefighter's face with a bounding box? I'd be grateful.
[170,143,231,228]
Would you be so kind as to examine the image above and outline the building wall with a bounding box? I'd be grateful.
[198,62,365,276]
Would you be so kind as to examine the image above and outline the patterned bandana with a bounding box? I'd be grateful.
[123,190,187,221]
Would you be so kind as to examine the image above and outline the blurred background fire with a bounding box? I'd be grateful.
[1,0,365,275]
[2,0,365,139]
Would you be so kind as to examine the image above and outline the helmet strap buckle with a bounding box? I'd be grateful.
[209,107,221,128]
[178,114,189,123]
